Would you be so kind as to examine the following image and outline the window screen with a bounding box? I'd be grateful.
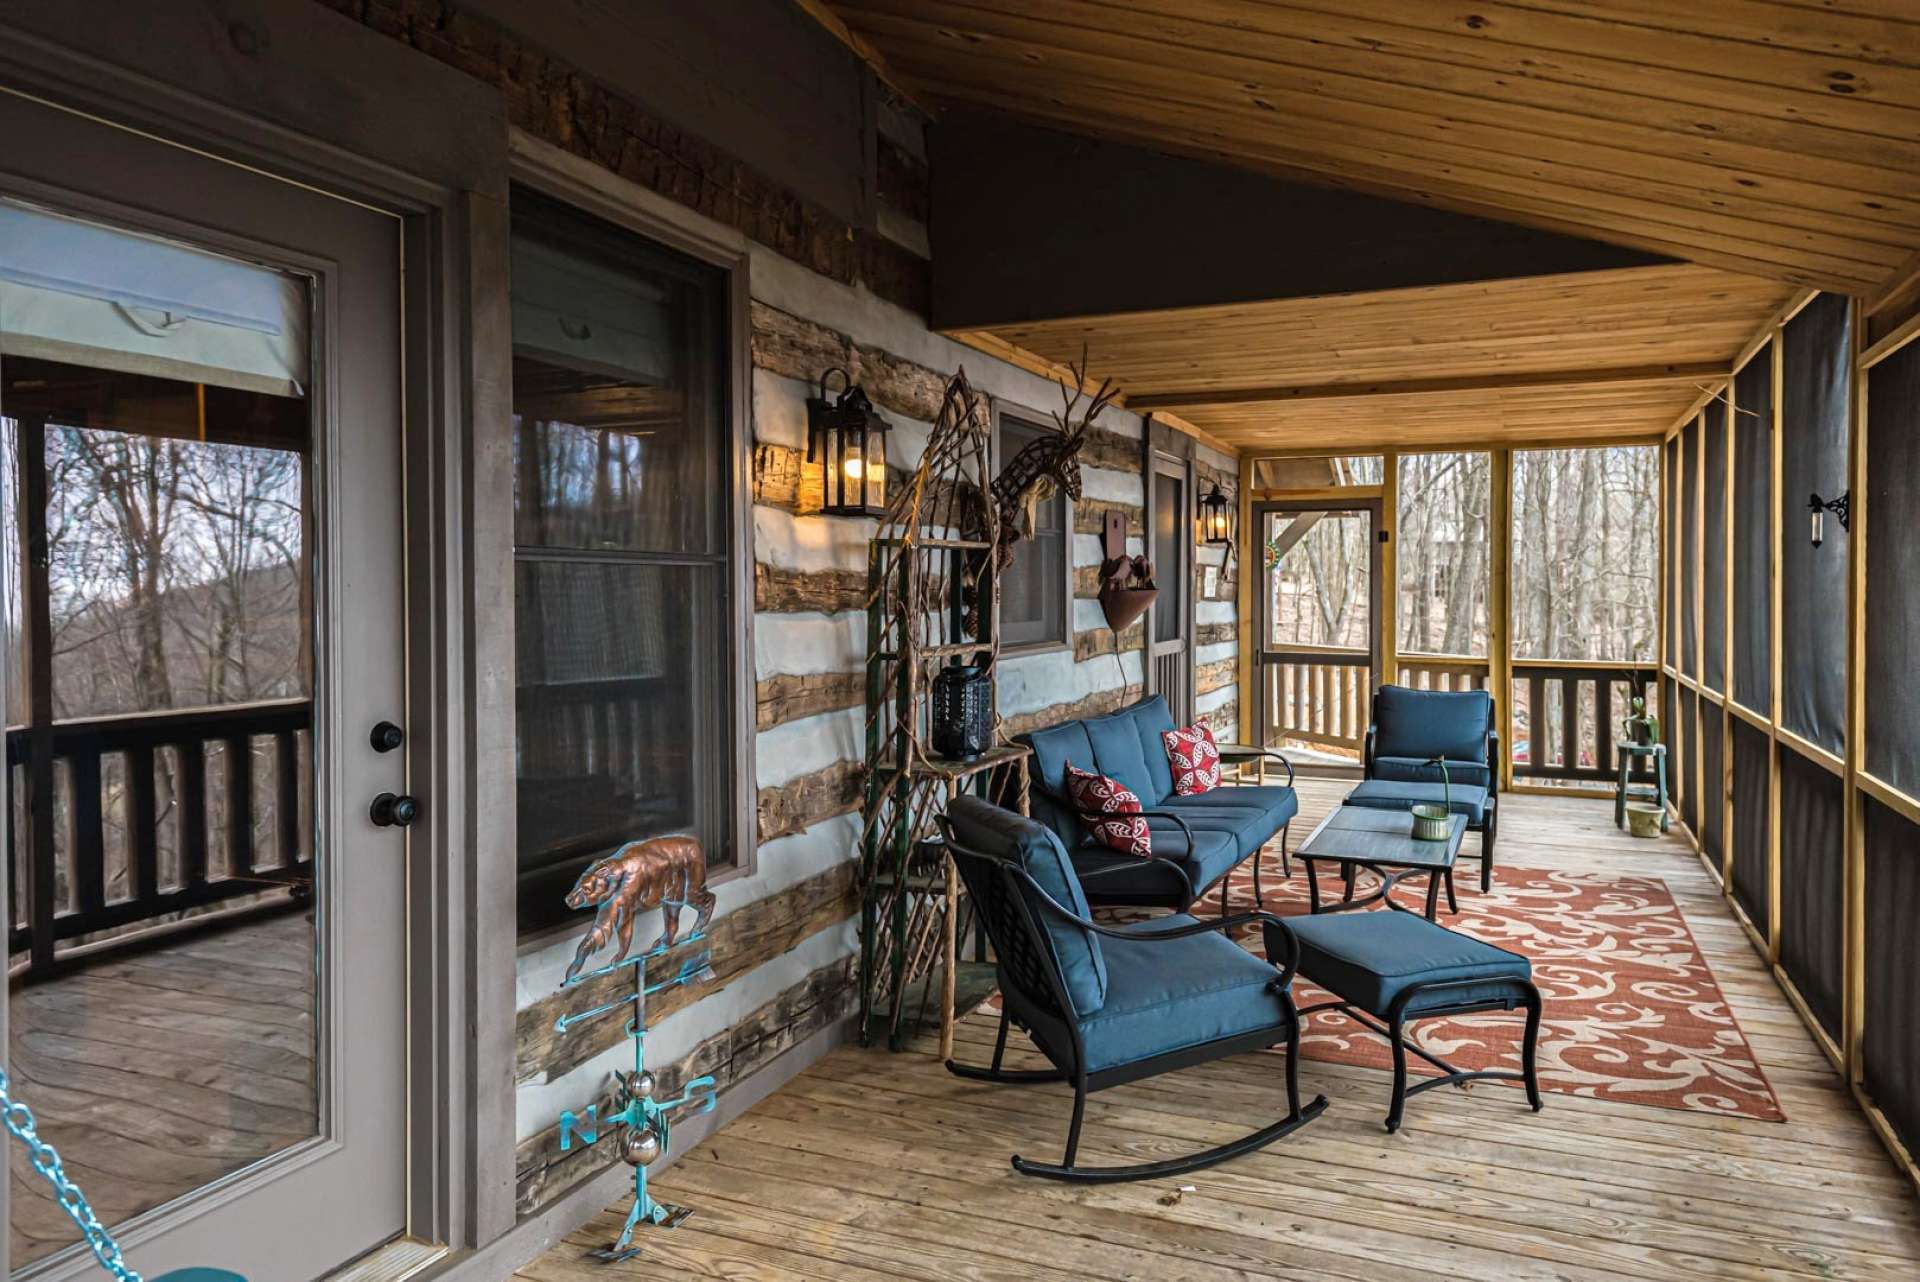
[1702,400,1728,693]
[1732,348,1772,714]
[1780,294,1850,754]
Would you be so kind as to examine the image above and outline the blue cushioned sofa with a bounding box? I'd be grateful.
[1015,695,1298,913]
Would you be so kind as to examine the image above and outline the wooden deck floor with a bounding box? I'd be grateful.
[519,783,1920,1282]
[8,910,317,1270]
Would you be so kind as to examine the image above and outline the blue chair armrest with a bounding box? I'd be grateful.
[1011,866,1303,991]
[1078,852,1197,903]
[1364,723,1378,777]
[1062,803,1198,857]
[1487,728,1501,795]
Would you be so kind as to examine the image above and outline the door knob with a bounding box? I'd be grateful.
[370,792,419,828]
[370,720,405,752]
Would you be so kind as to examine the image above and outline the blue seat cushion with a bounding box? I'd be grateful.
[1080,914,1290,1072]
[1281,911,1531,1017]
[1373,686,1492,764]
[1068,822,1241,901]
[1345,779,1489,824]
[946,796,1107,1015]
[1162,786,1300,857]
[1372,755,1493,792]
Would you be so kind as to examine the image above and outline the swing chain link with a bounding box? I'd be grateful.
[0,1066,143,1282]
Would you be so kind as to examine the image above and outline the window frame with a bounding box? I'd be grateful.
[991,398,1074,656]
[505,172,756,940]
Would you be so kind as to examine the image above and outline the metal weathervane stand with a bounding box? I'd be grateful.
[0,1066,243,1282]
[553,929,718,1262]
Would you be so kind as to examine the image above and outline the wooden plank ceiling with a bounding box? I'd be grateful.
[968,264,1797,448]
[822,0,1920,448]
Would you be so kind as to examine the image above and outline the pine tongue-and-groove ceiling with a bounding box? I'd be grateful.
[816,0,1920,450]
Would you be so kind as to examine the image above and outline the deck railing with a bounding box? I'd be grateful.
[1398,653,1491,692]
[1511,660,1659,786]
[7,698,312,979]
[1261,644,1372,756]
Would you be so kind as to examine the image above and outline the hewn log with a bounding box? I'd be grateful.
[1197,658,1236,696]
[754,563,868,614]
[1074,621,1144,664]
[515,954,856,1215]
[1198,622,1237,648]
[757,758,864,844]
[1002,683,1145,739]
[757,671,865,732]
[750,302,946,424]
[515,861,858,1086]
[1198,701,1240,738]
[1082,426,1139,474]
[1073,498,1144,538]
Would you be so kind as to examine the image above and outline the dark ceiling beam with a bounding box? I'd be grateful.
[928,110,1672,332]
[1127,363,1730,410]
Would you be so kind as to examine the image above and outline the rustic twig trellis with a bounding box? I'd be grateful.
[857,368,1031,1054]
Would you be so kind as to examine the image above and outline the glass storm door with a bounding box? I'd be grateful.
[1255,501,1382,766]
[0,89,407,1278]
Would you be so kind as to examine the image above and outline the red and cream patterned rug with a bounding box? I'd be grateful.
[1135,861,1785,1121]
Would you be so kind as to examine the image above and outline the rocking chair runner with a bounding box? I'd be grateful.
[940,796,1327,1182]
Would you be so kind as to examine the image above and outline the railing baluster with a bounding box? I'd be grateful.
[1560,678,1579,771]
[228,736,254,877]
[183,741,209,890]
[1527,676,1546,768]
[71,748,105,917]
[1596,679,1614,780]
[131,744,158,907]
[278,730,301,869]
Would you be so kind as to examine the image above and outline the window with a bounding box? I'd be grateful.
[995,409,1069,651]
[511,190,738,932]
[1511,446,1659,663]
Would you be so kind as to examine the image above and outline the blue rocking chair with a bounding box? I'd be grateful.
[940,796,1327,1182]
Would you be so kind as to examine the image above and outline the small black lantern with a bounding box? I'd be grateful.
[931,663,993,761]
[1808,490,1849,548]
[807,366,890,516]
[1198,481,1233,546]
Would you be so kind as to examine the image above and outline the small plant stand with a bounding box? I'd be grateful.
[1613,741,1670,832]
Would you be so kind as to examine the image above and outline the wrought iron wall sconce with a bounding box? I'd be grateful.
[1808,490,1849,547]
[807,366,891,516]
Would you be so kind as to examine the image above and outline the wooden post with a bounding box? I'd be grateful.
[18,418,55,978]
[1237,452,1256,748]
[941,775,958,1063]
[1844,296,1868,1086]
[1490,448,1514,792]
[1379,450,1399,687]
[1722,379,1737,887]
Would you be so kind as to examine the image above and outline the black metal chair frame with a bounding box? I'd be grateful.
[1293,973,1543,1133]
[1046,745,1299,919]
[1362,694,1501,894]
[941,815,1328,1182]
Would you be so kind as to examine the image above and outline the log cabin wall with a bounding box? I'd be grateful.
[312,0,1239,1218]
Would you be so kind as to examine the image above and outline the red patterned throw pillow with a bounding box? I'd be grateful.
[1163,722,1223,796]
[1063,760,1152,856]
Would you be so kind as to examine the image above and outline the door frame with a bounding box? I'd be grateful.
[0,4,519,1261]
[1251,496,1386,759]
[1143,419,1197,723]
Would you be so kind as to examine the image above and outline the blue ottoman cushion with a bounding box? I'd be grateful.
[1279,911,1531,1016]
[1345,778,1490,824]
[1080,914,1290,1072]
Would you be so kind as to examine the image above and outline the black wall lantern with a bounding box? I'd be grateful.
[1199,481,1233,546]
[808,366,890,516]
[1808,490,1849,548]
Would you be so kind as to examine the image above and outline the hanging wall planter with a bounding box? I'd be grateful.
[1096,509,1157,632]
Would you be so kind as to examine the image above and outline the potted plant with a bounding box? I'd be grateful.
[1623,694,1660,747]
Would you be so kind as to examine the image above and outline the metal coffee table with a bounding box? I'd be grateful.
[1295,807,1467,921]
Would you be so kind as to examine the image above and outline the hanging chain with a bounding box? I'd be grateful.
[0,1065,142,1282]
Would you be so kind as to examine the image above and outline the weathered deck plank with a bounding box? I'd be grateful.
[518,783,1920,1281]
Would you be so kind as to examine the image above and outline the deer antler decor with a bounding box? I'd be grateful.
[960,349,1116,636]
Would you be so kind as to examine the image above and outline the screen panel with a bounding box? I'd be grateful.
[1700,705,1725,868]
[1664,434,1680,669]
[1702,399,1728,694]
[1864,800,1920,1161]
[1780,294,1851,753]
[1680,686,1699,834]
[1864,338,1920,797]
[1732,347,1772,714]
[1663,674,1683,819]
[1779,747,1844,1042]
[1680,414,1700,679]
[1729,719,1770,934]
